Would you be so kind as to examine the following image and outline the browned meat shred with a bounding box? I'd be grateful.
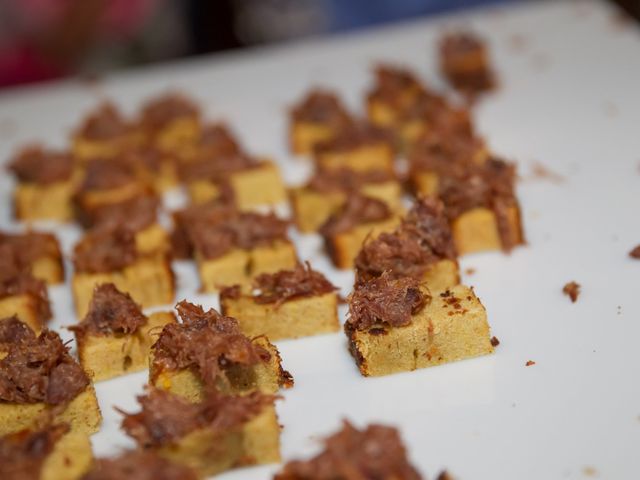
[8,146,74,185]
[291,90,352,127]
[0,316,36,351]
[320,195,392,237]
[250,262,337,305]
[274,420,422,480]
[562,281,580,303]
[150,301,270,386]
[73,227,138,273]
[140,93,199,131]
[346,272,429,332]
[0,330,89,405]
[120,387,273,447]
[76,102,130,141]
[69,283,148,338]
[307,168,394,193]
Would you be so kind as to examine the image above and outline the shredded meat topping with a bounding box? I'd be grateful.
[0,330,89,405]
[151,301,270,386]
[8,146,74,185]
[77,193,159,232]
[0,266,52,324]
[401,197,457,260]
[191,212,289,260]
[0,316,36,351]
[313,122,390,155]
[179,152,258,182]
[82,450,199,480]
[291,90,352,126]
[78,158,138,192]
[73,227,138,274]
[120,387,273,447]
[275,421,422,480]
[367,64,426,107]
[70,283,148,338]
[0,423,70,479]
[320,195,392,237]
[140,93,199,131]
[77,102,130,140]
[0,231,61,268]
[250,262,337,305]
[439,31,495,96]
[346,272,429,332]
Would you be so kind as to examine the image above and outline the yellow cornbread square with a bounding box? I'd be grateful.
[75,182,147,212]
[72,256,174,318]
[422,259,460,293]
[31,256,65,285]
[151,337,286,402]
[327,218,400,269]
[197,242,297,292]
[347,285,494,377]
[134,223,170,255]
[451,205,523,255]
[76,312,175,382]
[0,386,102,436]
[40,430,94,480]
[410,171,439,197]
[13,180,76,222]
[291,181,403,233]
[290,122,336,155]
[0,294,46,334]
[221,292,339,341]
[315,144,394,174]
[153,117,200,152]
[156,406,279,476]
[73,132,143,161]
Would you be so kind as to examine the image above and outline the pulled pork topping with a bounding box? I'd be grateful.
[313,122,390,155]
[347,272,429,332]
[179,152,258,183]
[368,64,426,106]
[77,102,130,140]
[140,93,199,131]
[400,92,473,138]
[408,129,483,174]
[0,231,62,268]
[77,193,159,231]
[0,316,36,351]
[0,330,89,405]
[120,387,273,447]
[73,227,138,274]
[0,423,70,479]
[82,450,198,480]
[354,231,433,286]
[275,421,422,480]
[8,146,74,185]
[401,197,457,260]
[151,301,270,385]
[439,31,495,95]
[320,195,392,238]
[198,123,241,155]
[291,90,352,126]
[78,158,138,192]
[250,262,337,305]
[307,168,394,193]
[191,212,289,260]
[70,283,147,338]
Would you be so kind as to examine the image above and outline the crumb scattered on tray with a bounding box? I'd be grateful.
[526,161,566,184]
[629,245,640,259]
[525,360,536,367]
[464,267,476,276]
[436,471,455,480]
[490,336,500,347]
[563,281,581,303]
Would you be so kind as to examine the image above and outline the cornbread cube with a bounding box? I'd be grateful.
[187,161,287,209]
[451,205,523,255]
[439,31,495,96]
[222,292,338,341]
[140,93,201,152]
[0,294,48,334]
[0,386,102,436]
[73,255,174,318]
[76,311,175,382]
[347,284,494,377]
[0,231,64,285]
[327,218,399,269]
[291,179,402,233]
[289,90,352,155]
[0,424,93,480]
[122,146,180,193]
[152,336,289,401]
[198,241,297,292]
[134,223,170,255]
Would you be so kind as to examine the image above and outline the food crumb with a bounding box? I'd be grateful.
[629,245,640,259]
[490,336,500,347]
[525,161,565,184]
[582,466,598,477]
[525,360,536,367]
[436,471,454,480]
[465,267,476,275]
[563,281,581,303]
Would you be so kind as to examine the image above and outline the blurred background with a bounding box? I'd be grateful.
[0,0,637,89]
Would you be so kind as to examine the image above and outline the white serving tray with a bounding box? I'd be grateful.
[0,0,639,478]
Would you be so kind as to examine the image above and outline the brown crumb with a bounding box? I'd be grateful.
[525,360,536,367]
[563,281,581,303]
[464,267,476,275]
[490,336,500,347]
[582,466,598,477]
[436,471,455,480]
[629,245,640,259]
[526,161,565,184]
